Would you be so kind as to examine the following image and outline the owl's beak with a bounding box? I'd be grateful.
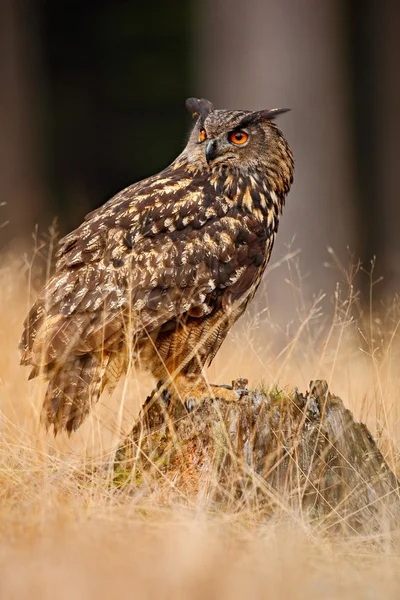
[205,140,218,164]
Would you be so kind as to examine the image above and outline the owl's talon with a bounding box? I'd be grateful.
[210,383,233,390]
[185,397,196,413]
[235,388,249,399]
[143,382,171,412]
[161,387,171,406]
[232,378,249,391]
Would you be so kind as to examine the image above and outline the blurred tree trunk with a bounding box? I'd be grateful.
[379,1,400,295]
[0,0,45,248]
[193,0,358,327]
[345,0,399,300]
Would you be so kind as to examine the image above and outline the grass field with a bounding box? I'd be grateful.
[1,249,400,599]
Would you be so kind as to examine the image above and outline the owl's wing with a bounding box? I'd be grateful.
[21,169,270,367]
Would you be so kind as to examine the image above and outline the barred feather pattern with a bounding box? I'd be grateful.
[20,100,294,434]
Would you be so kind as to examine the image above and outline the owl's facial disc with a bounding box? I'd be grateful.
[184,102,291,171]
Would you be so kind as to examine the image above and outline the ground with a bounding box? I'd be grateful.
[1,253,400,598]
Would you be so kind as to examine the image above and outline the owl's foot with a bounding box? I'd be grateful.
[170,374,249,412]
[144,376,249,414]
[142,380,172,415]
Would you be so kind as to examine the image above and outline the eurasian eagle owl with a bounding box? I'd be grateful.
[20,97,294,434]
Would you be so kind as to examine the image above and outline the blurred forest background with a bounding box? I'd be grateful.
[1,0,399,319]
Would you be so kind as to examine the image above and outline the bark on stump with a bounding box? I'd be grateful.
[115,379,400,533]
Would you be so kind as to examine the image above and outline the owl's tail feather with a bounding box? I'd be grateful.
[41,352,126,435]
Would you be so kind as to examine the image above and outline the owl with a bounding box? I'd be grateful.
[20,97,294,435]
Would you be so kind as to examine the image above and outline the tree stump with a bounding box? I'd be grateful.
[114,379,400,533]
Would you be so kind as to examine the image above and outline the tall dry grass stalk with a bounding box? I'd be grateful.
[1,236,400,598]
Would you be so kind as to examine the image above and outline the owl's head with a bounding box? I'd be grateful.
[183,98,293,191]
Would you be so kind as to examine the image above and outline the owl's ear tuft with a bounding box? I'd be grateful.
[262,108,291,120]
[185,98,214,121]
[239,108,291,128]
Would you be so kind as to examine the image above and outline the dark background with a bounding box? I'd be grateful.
[1,0,400,313]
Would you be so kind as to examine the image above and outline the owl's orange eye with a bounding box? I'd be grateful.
[199,129,207,143]
[228,130,249,145]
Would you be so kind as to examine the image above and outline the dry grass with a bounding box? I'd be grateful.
[1,244,400,599]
